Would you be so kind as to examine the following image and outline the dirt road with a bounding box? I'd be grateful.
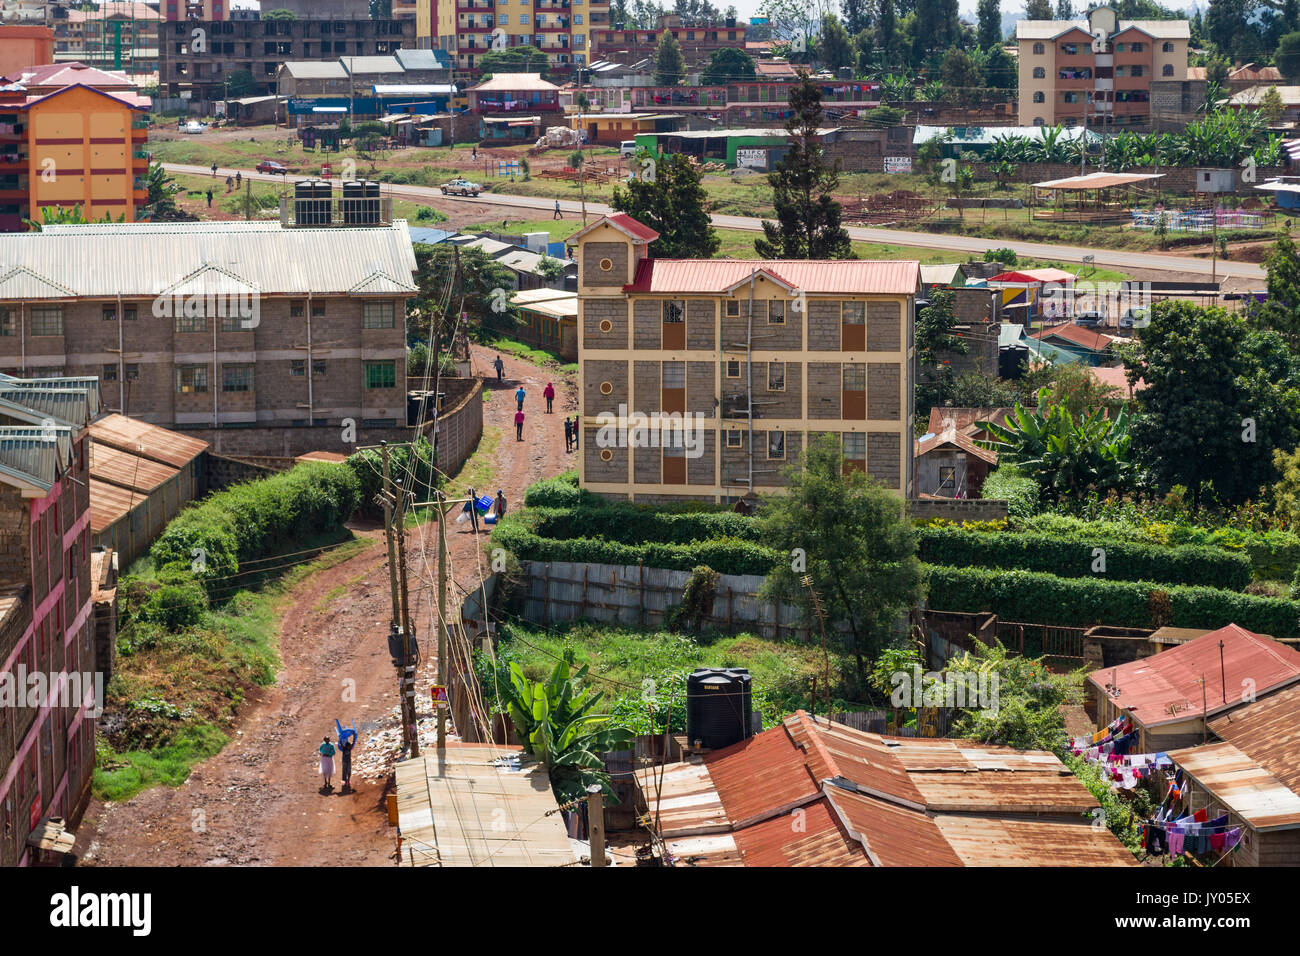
[80,345,576,866]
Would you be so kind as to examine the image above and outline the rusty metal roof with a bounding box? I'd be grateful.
[932,814,1140,866]
[88,477,143,533]
[88,413,208,468]
[731,797,870,867]
[1087,624,1300,728]
[1208,684,1300,797]
[825,785,962,867]
[623,258,921,296]
[783,713,925,808]
[701,723,821,828]
[1167,741,1300,831]
[89,442,178,494]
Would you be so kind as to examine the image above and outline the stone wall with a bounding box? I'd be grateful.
[907,497,1009,521]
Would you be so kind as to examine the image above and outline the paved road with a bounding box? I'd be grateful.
[167,162,1267,280]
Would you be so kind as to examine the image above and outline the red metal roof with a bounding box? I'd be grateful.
[990,268,1076,284]
[1030,322,1115,353]
[731,797,870,866]
[702,724,820,828]
[926,407,1017,436]
[783,712,926,808]
[914,430,998,465]
[1087,624,1300,728]
[826,786,963,866]
[624,258,920,295]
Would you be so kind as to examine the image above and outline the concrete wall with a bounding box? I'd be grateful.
[906,497,1009,521]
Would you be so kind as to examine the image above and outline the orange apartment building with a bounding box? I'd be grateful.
[0,25,53,77]
[0,63,149,231]
[1016,5,1189,129]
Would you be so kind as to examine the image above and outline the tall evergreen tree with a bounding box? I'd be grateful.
[842,0,872,34]
[755,73,853,259]
[1024,0,1052,19]
[977,0,1002,49]
[610,152,720,258]
[820,14,856,71]
[654,31,685,85]
[876,0,899,66]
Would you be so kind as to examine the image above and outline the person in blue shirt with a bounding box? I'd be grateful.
[515,385,526,411]
[318,736,336,792]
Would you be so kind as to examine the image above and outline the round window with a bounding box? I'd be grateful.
[599,381,613,395]
[599,257,614,271]
[599,319,613,333]
[600,448,613,462]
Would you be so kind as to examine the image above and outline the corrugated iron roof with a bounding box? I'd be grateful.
[825,785,962,866]
[701,723,821,827]
[470,73,560,93]
[731,796,870,866]
[784,713,925,808]
[88,413,208,468]
[624,258,920,295]
[932,814,1140,866]
[88,442,178,494]
[0,426,72,492]
[0,221,417,299]
[1208,684,1300,797]
[1087,624,1300,728]
[571,212,661,245]
[88,477,142,533]
[1033,172,1165,190]
[1168,741,1300,831]
[1031,322,1115,353]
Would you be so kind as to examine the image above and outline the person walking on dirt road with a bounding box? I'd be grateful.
[543,381,555,413]
[494,354,505,383]
[496,489,507,519]
[515,408,525,441]
[338,732,354,793]
[554,200,562,220]
[564,416,573,452]
[570,416,579,450]
[211,161,218,177]
[515,385,526,411]
[318,736,336,792]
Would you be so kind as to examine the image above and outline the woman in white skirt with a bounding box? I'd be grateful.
[318,736,336,792]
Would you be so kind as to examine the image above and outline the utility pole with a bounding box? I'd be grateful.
[379,443,420,757]
[435,488,449,749]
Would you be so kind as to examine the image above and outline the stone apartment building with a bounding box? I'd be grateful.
[0,216,417,456]
[0,373,100,866]
[157,15,412,99]
[574,213,918,504]
[1016,5,1189,130]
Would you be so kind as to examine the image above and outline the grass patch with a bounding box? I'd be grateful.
[483,620,859,734]
[96,532,370,802]
[485,336,572,368]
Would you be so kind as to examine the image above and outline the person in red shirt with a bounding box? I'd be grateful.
[515,408,525,441]
[543,381,555,414]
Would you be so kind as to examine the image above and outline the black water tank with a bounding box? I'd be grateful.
[686,668,753,750]
[342,179,364,224]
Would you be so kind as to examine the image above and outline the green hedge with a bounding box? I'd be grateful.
[981,467,1039,519]
[917,526,1252,590]
[522,471,583,508]
[150,462,361,592]
[1019,514,1300,580]
[490,520,780,576]
[926,565,1300,638]
[345,438,438,516]
[531,506,758,546]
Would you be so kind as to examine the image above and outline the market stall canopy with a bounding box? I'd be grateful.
[1032,171,1165,190]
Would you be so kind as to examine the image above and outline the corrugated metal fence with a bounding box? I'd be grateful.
[518,559,823,641]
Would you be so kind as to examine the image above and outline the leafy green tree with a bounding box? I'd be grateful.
[945,640,1076,751]
[843,0,872,34]
[754,73,853,259]
[498,653,635,803]
[978,389,1138,502]
[142,161,193,221]
[1260,85,1286,124]
[655,31,686,85]
[916,287,968,368]
[983,41,1017,91]
[1024,0,1052,17]
[940,46,982,105]
[1278,32,1300,81]
[1254,232,1300,345]
[409,243,519,343]
[758,435,926,681]
[1127,300,1300,512]
[478,44,551,76]
[820,13,855,71]
[876,0,900,68]
[701,46,756,85]
[977,0,1002,48]
[611,151,720,258]
[223,68,256,98]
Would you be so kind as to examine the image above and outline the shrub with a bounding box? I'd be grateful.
[150,463,361,595]
[917,525,1253,590]
[134,568,208,632]
[522,471,583,508]
[982,466,1040,519]
[345,440,437,518]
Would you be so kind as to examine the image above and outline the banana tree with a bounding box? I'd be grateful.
[501,653,635,803]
